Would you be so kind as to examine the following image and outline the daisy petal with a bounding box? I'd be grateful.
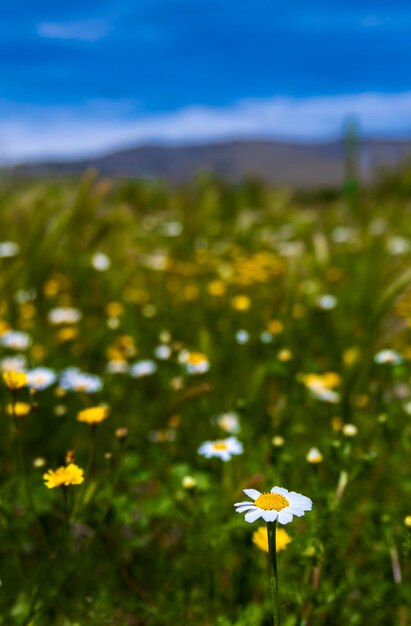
[288,493,312,508]
[245,509,264,523]
[270,486,289,496]
[277,511,293,524]
[285,506,305,517]
[262,510,278,522]
[243,488,261,500]
[235,505,258,513]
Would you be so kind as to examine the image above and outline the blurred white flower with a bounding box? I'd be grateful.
[215,411,241,434]
[130,360,157,378]
[387,236,411,255]
[306,447,323,464]
[0,241,20,258]
[154,345,172,360]
[260,331,274,344]
[106,360,129,374]
[91,252,111,271]
[316,295,337,310]
[0,330,31,351]
[374,350,403,365]
[27,367,57,390]
[342,423,358,437]
[60,367,103,393]
[0,355,27,372]
[198,436,243,461]
[14,289,36,304]
[235,329,250,345]
[48,307,82,325]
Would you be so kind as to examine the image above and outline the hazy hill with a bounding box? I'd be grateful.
[12,138,411,187]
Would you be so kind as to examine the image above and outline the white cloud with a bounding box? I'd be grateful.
[36,20,109,42]
[1,92,411,163]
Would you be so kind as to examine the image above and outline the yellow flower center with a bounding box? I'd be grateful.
[213,442,228,450]
[254,492,289,511]
[187,353,207,365]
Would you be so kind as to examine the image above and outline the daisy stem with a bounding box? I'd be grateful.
[267,521,281,626]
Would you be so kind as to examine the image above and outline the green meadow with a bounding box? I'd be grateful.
[0,171,410,625]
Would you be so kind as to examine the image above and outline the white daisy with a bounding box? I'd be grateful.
[0,330,31,351]
[0,241,20,258]
[215,411,241,434]
[234,486,312,525]
[374,349,403,365]
[48,307,82,325]
[0,355,27,372]
[91,252,111,271]
[129,360,157,378]
[27,367,57,390]
[198,436,243,462]
[60,367,103,393]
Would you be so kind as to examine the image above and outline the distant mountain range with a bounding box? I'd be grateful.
[11,138,411,187]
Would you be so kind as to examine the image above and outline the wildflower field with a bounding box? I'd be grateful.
[1,171,411,625]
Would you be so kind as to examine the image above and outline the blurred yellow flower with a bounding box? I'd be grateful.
[56,327,78,343]
[207,280,226,296]
[184,284,199,300]
[43,277,62,298]
[0,320,11,334]
[331,416,344,432]
[301,372,340,390]
[30,344,46,361]
[19,302,36,320]
[353,394,369,408]
[343,347,359,366]
[404,516,411,528]
[231,295,251,311]
[106,302,124,318]
[182,475,197,489]
[180,350,210,374]
[277,349,292,362]
[6,402,31,417]
[252,526,292,553]
[2,370,28,390]
[292,303,306,319]
[77,406,109,425]
[267,319,284,335]
[43,463,84,489]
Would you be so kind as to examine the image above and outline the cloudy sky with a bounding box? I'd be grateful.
[2,0,411,161]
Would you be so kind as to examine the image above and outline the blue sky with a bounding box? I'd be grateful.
[2,0,411,161]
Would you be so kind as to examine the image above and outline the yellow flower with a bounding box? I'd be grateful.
[2,370,28,390]
[301,372,340,391]
[231,295,251,311]
[106,302,124,318]
[55,327,78,343]
[404,516,411,528]
[77,406,109,425]
[277,349,292,362]
[207,280,226,296]
[43,463,84,489]
[6,402,31,417]
[267,319,284,335]
[0,320,11,334]
[252,526,292,553]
